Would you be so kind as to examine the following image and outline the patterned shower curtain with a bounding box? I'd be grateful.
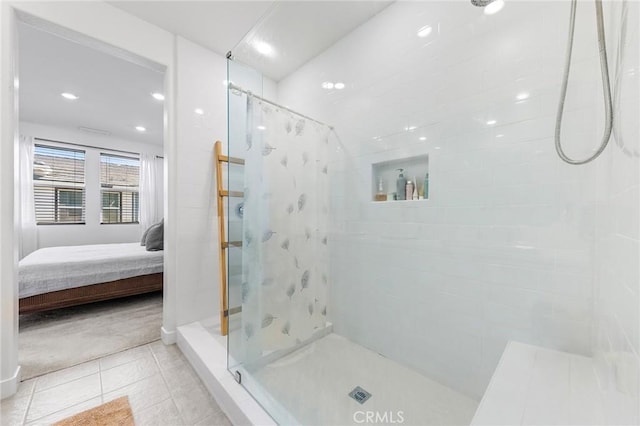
[241,95,330,364]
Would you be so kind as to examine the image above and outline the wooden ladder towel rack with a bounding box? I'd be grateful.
[214,141,245,336]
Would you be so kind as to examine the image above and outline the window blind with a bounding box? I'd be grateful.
[33,144,86,224]
[100,153,140,224]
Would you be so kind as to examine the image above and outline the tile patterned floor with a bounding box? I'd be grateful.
[1,341,231,426]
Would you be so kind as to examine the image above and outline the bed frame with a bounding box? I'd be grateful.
[19,273,163,314]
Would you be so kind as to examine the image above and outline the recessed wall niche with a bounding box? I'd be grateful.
[371,154,429,202]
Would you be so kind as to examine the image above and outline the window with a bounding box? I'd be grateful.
[33,144,86,224]
[100,153,140,224]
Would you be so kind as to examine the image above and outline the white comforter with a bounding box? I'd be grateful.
[19,243,163,298]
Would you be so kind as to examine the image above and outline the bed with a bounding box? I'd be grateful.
[19,242,163,314]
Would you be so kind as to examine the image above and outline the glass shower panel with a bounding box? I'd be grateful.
[227,44,332,423]
[226,59,262,376]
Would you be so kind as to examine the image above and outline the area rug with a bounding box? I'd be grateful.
[19,292,162,379]
[53,396,134,426]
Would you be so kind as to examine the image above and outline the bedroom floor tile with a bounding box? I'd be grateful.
[1,395,31,426]
[161,356,202,390]
[4,342,230,426]
[99,344,151,371]
[171,380,222,424]
[195,411,233,426]
[26,373,101,422]
[149,339,183,364]
[134,398,183,426]
[100,352,159,393]
[25,397,103,426]
[103,373,171,414]
[34,360,99,392]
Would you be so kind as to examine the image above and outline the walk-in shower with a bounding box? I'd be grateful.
[222,1,639,424]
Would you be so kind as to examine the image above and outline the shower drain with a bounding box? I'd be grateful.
[348,386,372,404]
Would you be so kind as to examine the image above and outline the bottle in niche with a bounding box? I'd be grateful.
[405,180,414,201]
[422,158,429,200]
[375,177,387,201]
[396,169,407,200]
[412,176,419,200]
[424,171,429,199]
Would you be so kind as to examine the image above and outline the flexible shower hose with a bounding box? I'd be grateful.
[555,0,614,165]
[612,0,637,157]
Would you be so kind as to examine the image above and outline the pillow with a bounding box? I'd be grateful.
[140,225,153,246]
[145,220,164,251]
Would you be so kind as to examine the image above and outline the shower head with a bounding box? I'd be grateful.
[470,0,496,6]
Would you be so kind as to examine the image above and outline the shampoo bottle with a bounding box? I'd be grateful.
[396,169,407,200]
[405,180,414,201]
[413,176,419,200]
[375,177,387,201]
[424,163,430,200]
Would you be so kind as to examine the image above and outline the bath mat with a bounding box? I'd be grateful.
[53,396,134,426]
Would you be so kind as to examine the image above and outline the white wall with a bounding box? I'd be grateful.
[593,1,640,423]
[0,0,20,399]
[277,0,637,401]
[19,121,164,251]
[172,36,226,327]
[171,40,278,330]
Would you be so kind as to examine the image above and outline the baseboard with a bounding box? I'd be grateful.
[0,365,21,400]
[161,326,176,344]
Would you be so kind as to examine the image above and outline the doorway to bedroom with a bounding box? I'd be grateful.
[16,18,166,380]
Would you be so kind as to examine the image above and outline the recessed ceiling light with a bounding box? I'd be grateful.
[484,0,505,15]
[516,92,530,101]
[486,119,497,125]
[257,125,266,130]
[322,82,334,89]
[61,92,79,100]
[254,40,274,56]
[419,136,427,141]
[135,126,146,132]
[334,82,345,90]
[435,146,441,150]
[496,134,504,138]
[194,108,204,115]
[417,25,432,38]
[151,92,164,101]
[405,126,417,131]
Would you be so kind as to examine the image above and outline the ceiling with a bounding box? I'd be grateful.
[18,1,392,142]
[108,1,393,81]
[18,22,165,145]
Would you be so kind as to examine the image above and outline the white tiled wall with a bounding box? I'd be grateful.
[593,1,640,423]
[173,45,279,330]
[277,0,639,401]
[174,36,227,327]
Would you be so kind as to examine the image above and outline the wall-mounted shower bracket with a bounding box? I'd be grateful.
[234,370,242,384]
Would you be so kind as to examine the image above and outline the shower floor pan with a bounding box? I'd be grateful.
[249,333,478,425]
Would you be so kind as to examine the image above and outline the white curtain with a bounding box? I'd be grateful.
[241,95,331,364]
[139,153,159,233]
[19,135,37,258]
